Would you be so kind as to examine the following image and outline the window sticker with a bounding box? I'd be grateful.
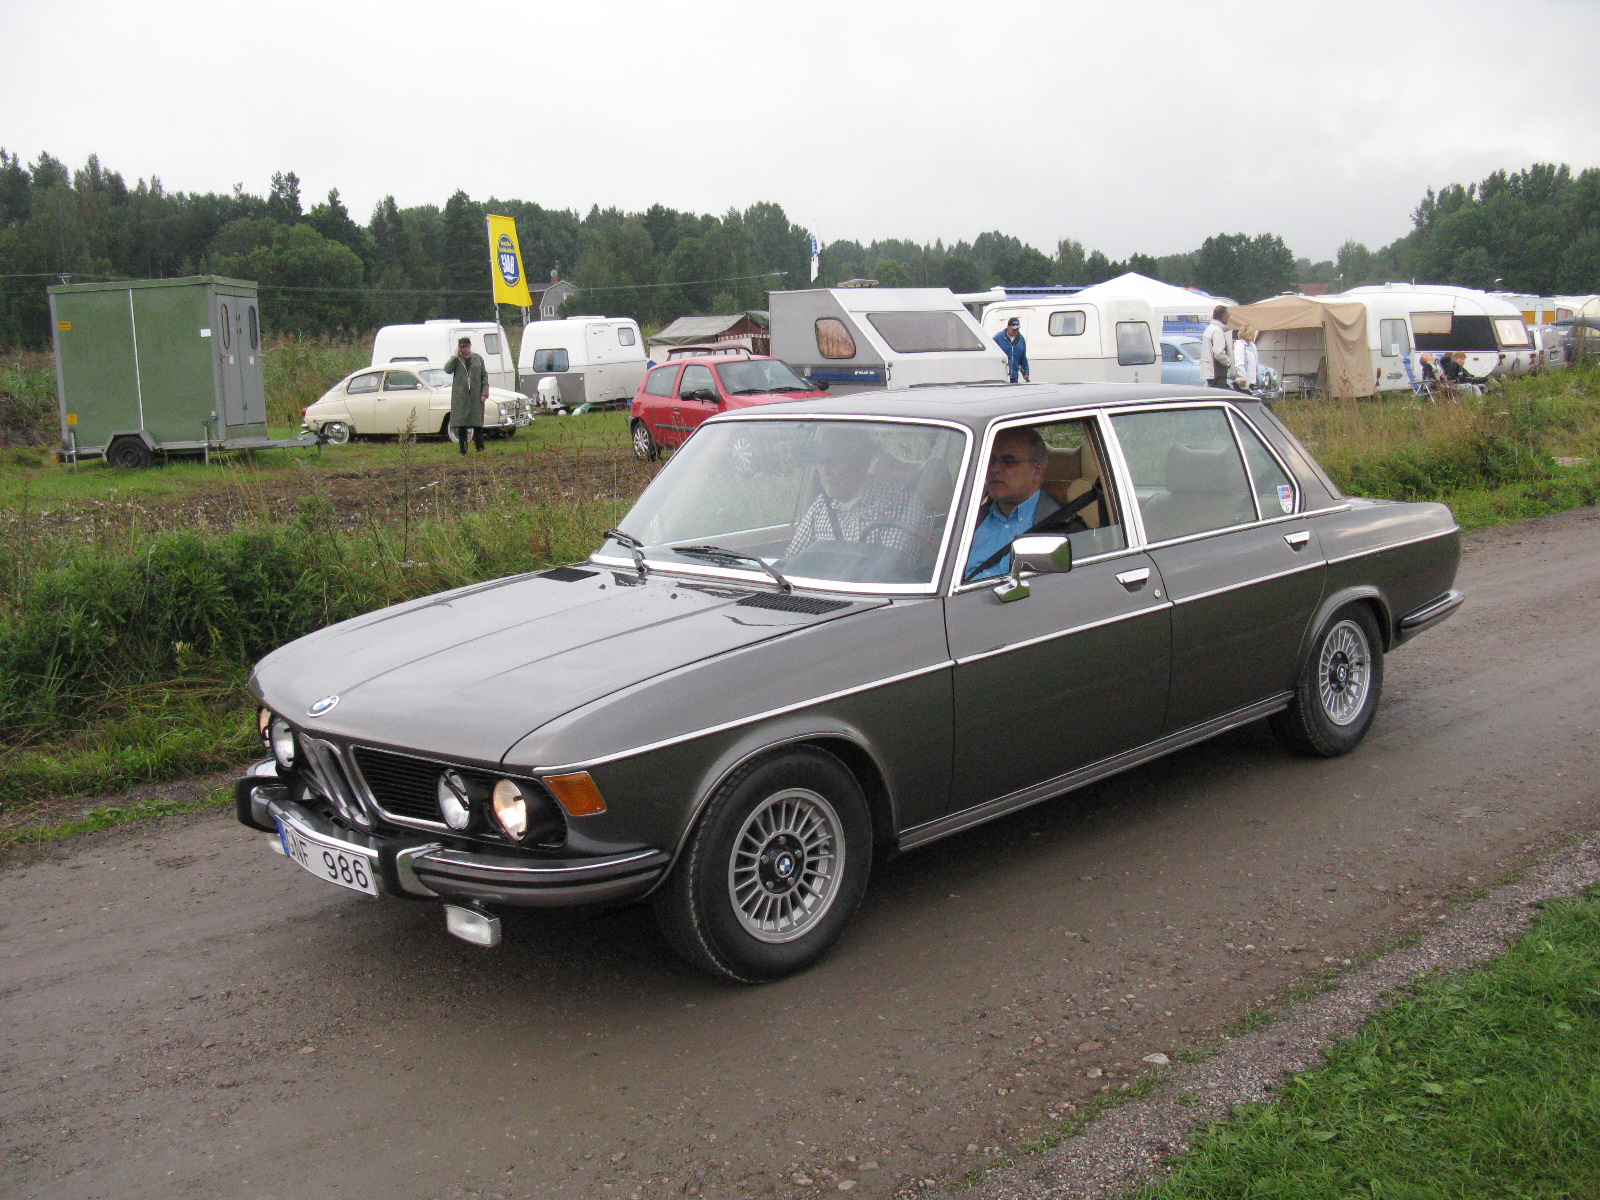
[1277,483,1294,514]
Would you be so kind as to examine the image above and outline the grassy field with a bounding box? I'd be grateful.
[1131,889,1600,1199]
[0,347,1597,817]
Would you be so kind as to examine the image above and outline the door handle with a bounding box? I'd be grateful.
[1115,567,1151,589]
[1283,531,1311,550]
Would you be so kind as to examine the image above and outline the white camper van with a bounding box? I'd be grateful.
[977,291,1160,384]
[768,287,1007,393]
[371,320,518,393]
[1255,285,1535,394]
[516,316,647,412]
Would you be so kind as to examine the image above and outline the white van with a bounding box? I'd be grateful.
[371,320,518,393]
[516,316,647,411]
[977,292,1160,384]
[767,287,1007,393]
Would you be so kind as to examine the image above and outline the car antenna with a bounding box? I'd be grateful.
[605,528,649,580]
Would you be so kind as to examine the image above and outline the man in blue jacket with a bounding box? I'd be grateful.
[994,316,1030,383]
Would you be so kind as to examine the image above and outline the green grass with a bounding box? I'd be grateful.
[1,785,234,850]
[1130,890,1600,1200]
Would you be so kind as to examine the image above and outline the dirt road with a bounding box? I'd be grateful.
[3,507,1598,1200]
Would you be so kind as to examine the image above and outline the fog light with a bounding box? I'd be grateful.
[268,716,297,771]
[436,770,473,831]
[491,778,529,840]
[444,903,501,948]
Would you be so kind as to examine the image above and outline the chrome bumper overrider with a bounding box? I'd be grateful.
[1395,588,1465,645]
[235,761,667,908]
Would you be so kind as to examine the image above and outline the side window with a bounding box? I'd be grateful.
[483,332,501,356]
[1161,342,1180,363]
[1231,412,1297,518]
[964,418,1127,582]
[1380,318,1411,357]
[1110,407,1256,543]
[617,326,637,346]
[1116,321,1157,366]
[347,372,383,395]
[220,303,232,349]
[385,371,422,391]
[679,365,715,398]
[247,306,259,350]
[815,318,857,359]
[531,348,570,373]
[644,366,679,397]
[1047,310,1086,336]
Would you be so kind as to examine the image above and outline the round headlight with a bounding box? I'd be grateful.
[491,779,528,841]
[436,770,473,831]
[268,716,297,770]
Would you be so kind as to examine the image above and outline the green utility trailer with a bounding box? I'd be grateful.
[47,276,314,467]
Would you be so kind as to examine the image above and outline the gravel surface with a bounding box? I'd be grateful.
[932,834,1600,1200]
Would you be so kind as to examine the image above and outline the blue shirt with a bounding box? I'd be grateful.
[965,491,1041,580]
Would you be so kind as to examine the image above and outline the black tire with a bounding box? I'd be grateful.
[106,437,153,469]
[320,421,352,445]
[653,747,872,982]
[1270,604,1385,757]
[631,419,658,462]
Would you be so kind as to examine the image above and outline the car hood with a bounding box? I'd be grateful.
[251,568,882,765]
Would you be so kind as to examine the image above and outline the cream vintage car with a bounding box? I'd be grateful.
[302,366,533,443]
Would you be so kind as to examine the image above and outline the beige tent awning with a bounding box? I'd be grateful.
[1227,295,1373,398]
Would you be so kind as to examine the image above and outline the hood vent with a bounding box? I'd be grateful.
[736,594,851,615]
[541,566,599,582]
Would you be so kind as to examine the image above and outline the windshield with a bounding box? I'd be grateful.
[717,359,812,395]
[602,419,967,590]
[420,368,452,388]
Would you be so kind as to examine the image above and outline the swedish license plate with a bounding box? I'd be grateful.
[277,818,379,897]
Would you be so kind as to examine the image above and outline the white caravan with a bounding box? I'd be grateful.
[1255,285,1535,394]
[371,320,518,394]
[767,287,1007,392]
[516,316,647,411]
[976,289,1160,384]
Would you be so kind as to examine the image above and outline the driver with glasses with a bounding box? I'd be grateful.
[964,427,1066,581]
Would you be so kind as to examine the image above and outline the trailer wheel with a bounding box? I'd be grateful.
[106,437,154,469]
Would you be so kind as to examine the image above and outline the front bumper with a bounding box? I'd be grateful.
[235,761,668,908]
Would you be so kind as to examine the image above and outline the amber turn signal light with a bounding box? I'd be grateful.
[544,771,607,817]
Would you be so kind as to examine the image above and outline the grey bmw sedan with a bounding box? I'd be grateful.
[239,383,1463,980]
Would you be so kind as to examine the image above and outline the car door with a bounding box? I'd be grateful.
[943,414,1171,815]
[341,370,384,431]
[381,369,428,435]
[671,364,718,445]
[1109,402,1325,733]
[637,364,680,444]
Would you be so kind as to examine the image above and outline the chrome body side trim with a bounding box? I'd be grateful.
[951,601,1171,667]
[896,693,1292,851]
[1324,526,1460,566]
[1171,559,1325,606]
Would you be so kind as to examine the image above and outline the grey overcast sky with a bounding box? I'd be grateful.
[4,0,1599,263]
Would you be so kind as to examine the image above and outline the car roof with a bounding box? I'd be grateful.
[711,382,1232,432]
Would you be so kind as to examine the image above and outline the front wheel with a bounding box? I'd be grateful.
[1270,605,1384,757]
[653,748,872,982]
[631,419,659,462]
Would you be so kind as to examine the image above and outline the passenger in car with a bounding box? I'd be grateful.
[784,428,932,561]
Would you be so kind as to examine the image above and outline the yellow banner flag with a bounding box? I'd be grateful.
[487,214,534,307]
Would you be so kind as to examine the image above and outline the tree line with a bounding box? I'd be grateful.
[2,149,1597,351]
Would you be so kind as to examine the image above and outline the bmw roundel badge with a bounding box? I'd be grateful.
[308,695,340,717]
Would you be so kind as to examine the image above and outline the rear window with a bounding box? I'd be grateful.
[531,348,569,373]
[483,332,501,356]
[1493,317,1533,348]
[815,318,857,359]
[618,326,637,346]
[1116,321,1157,366]
[643,366,678,397]
[865,311,984,353]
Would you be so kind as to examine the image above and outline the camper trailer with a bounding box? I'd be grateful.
[977,291,1160,384]
[768,287,1007,393]
[1251,285,1535,395]
[516,316,647,411]
[372,320,518,393]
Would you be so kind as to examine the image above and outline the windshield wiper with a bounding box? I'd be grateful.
[768,385,813,392]
[673,545,792,593]
[604,527,648,580]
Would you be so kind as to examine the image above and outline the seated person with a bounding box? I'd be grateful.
[784,428,933,566]
[1419,353,1439,383]
[964,427,1088,581]
[1440,351,1488,390]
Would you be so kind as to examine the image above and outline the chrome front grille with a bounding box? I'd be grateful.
[299,737,370,828]
[351,748,449,824]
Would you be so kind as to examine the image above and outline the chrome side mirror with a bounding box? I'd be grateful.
[992,535,1072,603]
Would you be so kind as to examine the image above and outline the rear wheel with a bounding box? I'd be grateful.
[1270,605,1384,756]
[653,747,871,982]
[105,437,153,469]
[320,421,351,445]
[631,419,659,462]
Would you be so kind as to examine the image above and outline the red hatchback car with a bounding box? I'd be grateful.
[629,355,827,463]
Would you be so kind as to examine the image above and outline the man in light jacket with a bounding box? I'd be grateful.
[1202,305,1232,389]
[994,317,1030,383]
